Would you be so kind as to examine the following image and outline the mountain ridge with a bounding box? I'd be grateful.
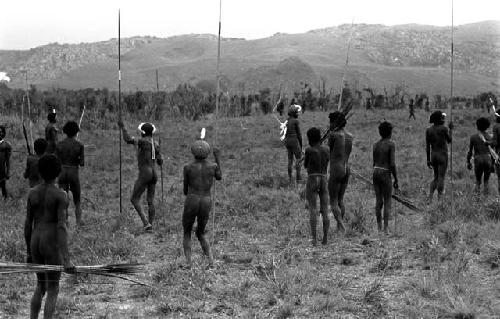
[0,21,498,95]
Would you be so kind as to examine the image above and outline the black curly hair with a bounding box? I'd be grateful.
[378,121,393,138]
[307,127,321,145]
[38,154,62,181]
[63,121,80,137]
[476,117,490,131]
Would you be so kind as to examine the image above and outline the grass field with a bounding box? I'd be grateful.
[0,108,499,318]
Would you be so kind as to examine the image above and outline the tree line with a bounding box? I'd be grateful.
[0,82,497,127]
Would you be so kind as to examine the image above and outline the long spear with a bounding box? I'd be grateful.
[118,10,123,217]
[449,0,454,213]
[338,20,355,111]
[24,72,34,150]
[156,69,164,208]
[212,0,222,246]
[21,72,32,154]
[20,95,31,155]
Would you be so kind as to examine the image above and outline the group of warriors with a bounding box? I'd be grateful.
[0,108,221,318]
[1,100,500,317]
[282,103,500,245]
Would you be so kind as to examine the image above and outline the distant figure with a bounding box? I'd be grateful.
[284,105,303,183]
[0,125,12,199]
[276,98,285,116]
[328,111,353,233]
[24,138,48,188]
[25,154,75,319]
[45,109,58,154]
[118,121,163,232]
[490,109,500,193]
[425,99,430,112]
[182,140,221,268]
[372,121,398,234]
[408,99,416,120]
[466,117,493,195]
[366,98,372,110]
[56,121,85,227]
[304,127,329,246]
[426,111,452,202]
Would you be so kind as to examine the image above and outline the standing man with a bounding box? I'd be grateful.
[304,127,330,246]
[466,117,493,195]
[118,121,163,232]
[373,121,399,234]
[327,111,353,232]
[426,111,452,202]
[408,99,416,120]
[284,105,303,184]
[45,108,58,154]
[491,107,500,193]
[56,121,85,226]
[0,125,12,199]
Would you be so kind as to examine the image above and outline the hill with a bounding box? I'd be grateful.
[0,21,498,95]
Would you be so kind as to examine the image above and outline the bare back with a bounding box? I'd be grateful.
[426,125,451,156]
[27,184,68,226]
[469,133,491,157]
[328,129,348,178]
[373,139,395,170]
[183,160,222,196]
[56,138,84,167]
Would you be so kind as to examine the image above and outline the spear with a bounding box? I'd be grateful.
[155,70,164,207]
[449,0,454,214]
[118,10,123,217]
[338,20,355,111]
[24,71,34,151]
[77,104,86,140]
[212,0,222,246]
[21,72,32,154]
[20,96,31,155]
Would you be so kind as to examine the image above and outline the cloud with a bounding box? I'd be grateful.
[0,72,11,82]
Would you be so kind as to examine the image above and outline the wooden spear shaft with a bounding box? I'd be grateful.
[156,69,164,207]
[25,72,34,149]
[338,20,355,111]
[449,0,454,214]
[118,10,123,216]
[212,0,222,246]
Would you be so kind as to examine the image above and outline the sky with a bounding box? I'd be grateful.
[0,0,499,50]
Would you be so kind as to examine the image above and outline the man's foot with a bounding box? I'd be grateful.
[144,224,153,232]
[311,239,317,247]
[337,221,346,233]
[321,238,327,245]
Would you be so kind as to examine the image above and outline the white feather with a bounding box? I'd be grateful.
[200,128,206,139]
[0,72,10,82]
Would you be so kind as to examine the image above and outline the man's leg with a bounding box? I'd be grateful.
[30,273,47,319]
[196,196,214,266]
[483,163,491,195]
[294,146,302,182]
[72,174,83,226]
[338,170,350,220]
[306,178,318,246]
[146,183,156,225]
[429,164,438,203]
[43,272,61,319]
[319,178,330,245]
[373,178,383,232]
[437,159,448,200]
[182,195,198,268]
[382,181,393,234]
[0,179,7,199]
[329,178,345,232]
[286,148,294,183]
[131,179,149,228]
